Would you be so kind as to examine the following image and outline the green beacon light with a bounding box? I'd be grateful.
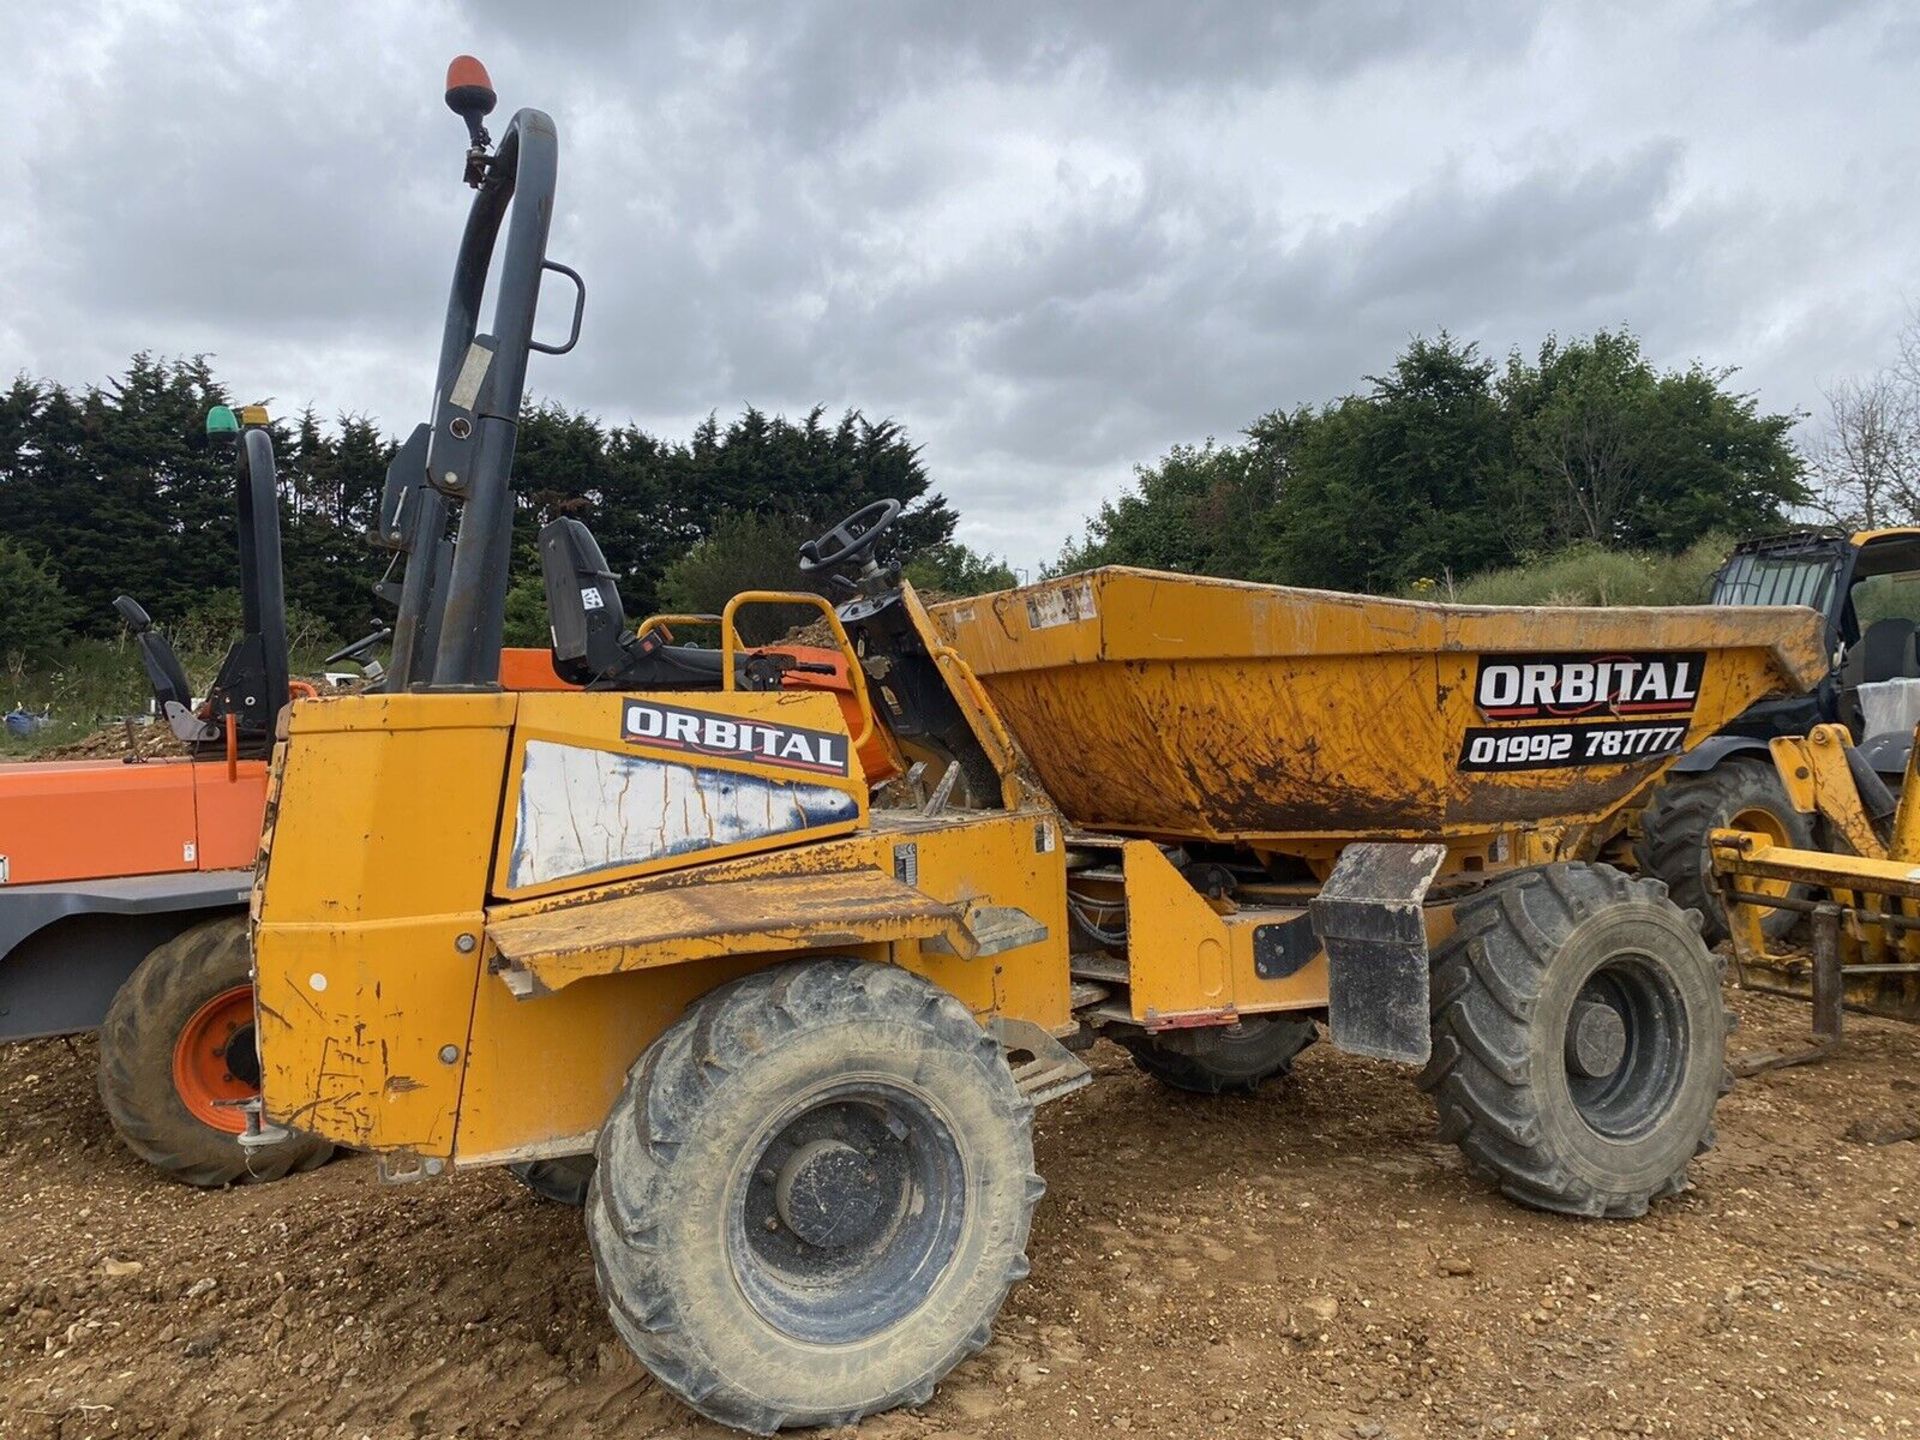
[205,404,240,438]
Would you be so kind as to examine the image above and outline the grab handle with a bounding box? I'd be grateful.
[530,260,586,355]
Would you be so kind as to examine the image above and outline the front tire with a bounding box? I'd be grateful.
[587,959,1043,1433]
[1116,1014,1317,1094]
[97,915,334,1187]
[1636,758,1813,943]
[1419,864,1729,1218]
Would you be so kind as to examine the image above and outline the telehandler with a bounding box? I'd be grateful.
[1712,719,1920,1063]
[251,60,1829,1432]
[1637,526,1920,942]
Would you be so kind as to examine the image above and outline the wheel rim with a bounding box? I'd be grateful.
[170,985,260,1134]
[1726,803,1795,906]
[728,1078,967,1344]
[1562,955,1688,1140]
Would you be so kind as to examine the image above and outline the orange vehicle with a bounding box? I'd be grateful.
[0,409,371,1184]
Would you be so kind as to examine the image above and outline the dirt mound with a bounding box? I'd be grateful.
[3,987,1917,1438]
[33,722,175,763]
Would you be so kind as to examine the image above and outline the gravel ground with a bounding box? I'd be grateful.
[2,984,1917,1440]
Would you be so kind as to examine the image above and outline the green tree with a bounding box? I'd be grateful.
[502,572,551,648]
[657,512,820,645]
[511,403,953,619]
[1499,331,1805,554]
[0,539,74,665]
[1054,328,1807,596]
[905,541,1017,595]
[1054,440,1273,576]
[1268,335,1513,592]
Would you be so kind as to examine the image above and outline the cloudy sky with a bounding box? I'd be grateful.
[2,1,1915,573]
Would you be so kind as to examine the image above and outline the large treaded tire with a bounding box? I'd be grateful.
[1418,864,1729,1219]
[1635,758,1813,943]
[586,959,1043,1434]
[1117,1015,1317,1094]
[96,915,334,1187]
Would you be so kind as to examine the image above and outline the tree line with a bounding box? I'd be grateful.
[0,354,1004,664]
[0,326,1850,671]
[1057,329,1809,593]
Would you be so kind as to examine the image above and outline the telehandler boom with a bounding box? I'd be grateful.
[252,59,1829,1433]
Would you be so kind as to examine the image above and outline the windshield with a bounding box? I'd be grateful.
[1711,550,1839,611]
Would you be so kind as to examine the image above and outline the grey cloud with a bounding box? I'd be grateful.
[3,1,1917,571]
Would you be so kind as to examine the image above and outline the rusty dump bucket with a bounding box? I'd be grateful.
[930,567,1827,843]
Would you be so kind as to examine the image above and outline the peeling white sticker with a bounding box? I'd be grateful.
[448,342,492,412]
[581,586,604,611]
[510,740,859,888]
[1026,579,1097,631]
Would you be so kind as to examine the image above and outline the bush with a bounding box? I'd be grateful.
[503,573,551,649]
[1417,535,1733,608]
[904,541,1018,596]
[658,512,822,645]
[0,539,75,670]
[165,588,340,671]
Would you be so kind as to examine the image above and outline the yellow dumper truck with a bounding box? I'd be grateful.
[247,64,1828,1432]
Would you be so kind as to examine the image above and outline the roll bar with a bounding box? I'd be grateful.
[230,426,290,725]
[386,76,579,691]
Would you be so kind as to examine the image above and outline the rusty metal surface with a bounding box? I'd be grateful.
[1311,841,1448,1064]
[931,567,1828,845]
[488,867,968,992]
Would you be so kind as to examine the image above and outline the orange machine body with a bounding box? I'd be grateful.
[0,757,269,886]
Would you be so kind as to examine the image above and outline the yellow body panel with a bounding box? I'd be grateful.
[1118,841,1329,1024]
[451,808,1068,1163]
[253,694,512,1159]
[254,679,1070,1166]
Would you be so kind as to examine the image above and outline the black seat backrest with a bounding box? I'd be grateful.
[1846,617,1918,688]
[114,594,194,715]
[537,517,748,690]
[539,517,633,685]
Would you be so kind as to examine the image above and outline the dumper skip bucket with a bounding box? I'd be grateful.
[931,568,1828,843]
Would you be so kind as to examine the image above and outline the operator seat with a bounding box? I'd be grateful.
[537,518,744,690]
[1846,617,1919,687]
[114,595,216,742]
[1840,616,1920,738]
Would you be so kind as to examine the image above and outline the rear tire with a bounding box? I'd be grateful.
[510,1154,595,1206]
[97,915,334,1187]
[1419,864,1729,1218]
[587,959,1042,1433]
[1117,1015,1317,1094]
[1636,759,1813,943]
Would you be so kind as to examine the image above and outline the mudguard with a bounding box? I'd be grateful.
[1668,732,1773,774]
[0,871,252,1041]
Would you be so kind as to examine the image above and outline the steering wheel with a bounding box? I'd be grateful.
[798,499,902,574]
[324,626,393,666]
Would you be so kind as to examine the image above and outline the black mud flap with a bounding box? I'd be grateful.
[1310,842,1447,1065]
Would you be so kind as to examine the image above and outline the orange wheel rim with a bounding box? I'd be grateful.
[171,985,260,1134]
